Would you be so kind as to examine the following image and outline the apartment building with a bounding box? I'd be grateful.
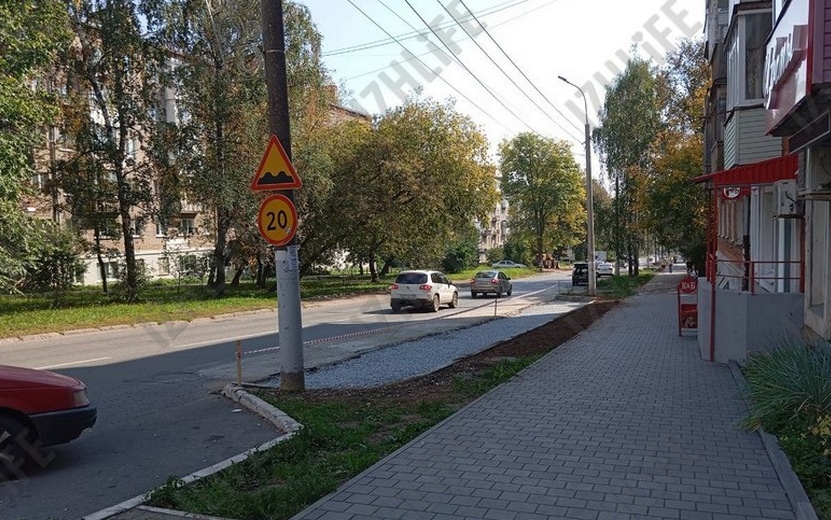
[696,0,804,363]
[764,0,831,341]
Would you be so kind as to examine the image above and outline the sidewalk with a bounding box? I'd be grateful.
[94,272,817,520]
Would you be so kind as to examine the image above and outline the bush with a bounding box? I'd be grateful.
[742,341,831,519]
[742,341,831,433]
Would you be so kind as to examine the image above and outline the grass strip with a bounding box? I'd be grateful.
[146,355,541,519]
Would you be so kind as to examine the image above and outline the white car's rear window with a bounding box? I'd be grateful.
[395,273,428,284]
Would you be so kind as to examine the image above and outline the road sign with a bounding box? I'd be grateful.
[257,194,298,246]
[251,135,302,191]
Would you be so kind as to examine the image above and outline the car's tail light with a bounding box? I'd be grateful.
[470,278,475,284]
[390,283,399,290]
[490,279,498,285]
[72,389,90,407]
[419,284,432,291]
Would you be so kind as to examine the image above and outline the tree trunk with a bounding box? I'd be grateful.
[379,257,393,277]
[368,250,378,282]
[230,266,245,287]
[94,227,108,294]
[210,209,231,296]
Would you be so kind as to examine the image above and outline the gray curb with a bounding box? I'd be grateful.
[728,361,819,520]
[84,386,302,520]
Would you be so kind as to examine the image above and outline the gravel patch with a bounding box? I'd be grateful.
[264,301,585,389]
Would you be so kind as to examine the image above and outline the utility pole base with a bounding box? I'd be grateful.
[281,372,305,392]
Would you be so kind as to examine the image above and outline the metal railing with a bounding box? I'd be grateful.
[706,253,804,294]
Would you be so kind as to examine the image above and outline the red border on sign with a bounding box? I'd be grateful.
[250,135,302,192]
[257,194,298,246]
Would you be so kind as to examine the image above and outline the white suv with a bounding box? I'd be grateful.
[390,270,459,312]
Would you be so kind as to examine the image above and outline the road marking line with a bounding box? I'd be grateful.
[36,357,112,370]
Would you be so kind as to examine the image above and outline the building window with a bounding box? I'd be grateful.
[179,218,196,236]
[100,261,119,280]
[129,219,143,237]
[726,11,772,109]
[158,257,170,275]
[156,218,167,237]
[744,13,770,101]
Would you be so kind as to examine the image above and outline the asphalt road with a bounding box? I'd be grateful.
[0,270,571,520]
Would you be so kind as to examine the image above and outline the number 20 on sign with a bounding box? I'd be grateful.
[257,194,298,246]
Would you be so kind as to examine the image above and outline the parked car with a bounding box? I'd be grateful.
[470,270,513,298]
[491,260,526,269]
[595,261,615,277]
[572,262,589,286]
[0,365,97,477]
[390,270,459,312]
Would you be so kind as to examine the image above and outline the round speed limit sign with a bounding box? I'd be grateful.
[257,194,298,246]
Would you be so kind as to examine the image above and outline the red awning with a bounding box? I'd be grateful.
[693,154,798,187]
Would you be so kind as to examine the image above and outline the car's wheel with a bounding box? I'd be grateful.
[507,286,513,296]
[449,292,458,308]
[391,302,402,313]
[0,415,36,480]
[431,294,440,312]
[496,288,503,298]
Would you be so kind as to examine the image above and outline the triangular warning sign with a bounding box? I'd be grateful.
[250,135,302,191]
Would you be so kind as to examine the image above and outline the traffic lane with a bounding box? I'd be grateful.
[0,352,279,520]
[0,272,569,371]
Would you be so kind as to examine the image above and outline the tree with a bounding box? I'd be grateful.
[594,53,663,275]
[143,0,335,294]
[498,133,586,267]
[0,1,70,292]
[356,97,498,279]
[298,96,498,281]
[646,38,710,272]
[61,0,159,302]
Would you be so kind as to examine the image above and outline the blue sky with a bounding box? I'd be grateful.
[298,0,705,170]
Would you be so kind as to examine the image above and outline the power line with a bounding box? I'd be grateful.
[324,0,533,57]
[437,0,582,142]
[342,0,557,82]
[401,0,546,136]
[344,0,514,135]
[458,0,584,134]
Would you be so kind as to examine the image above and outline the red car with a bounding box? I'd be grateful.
[0,365,97,478]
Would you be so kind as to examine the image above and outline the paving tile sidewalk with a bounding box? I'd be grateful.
[291,271,812,520]
[92,272,815,520]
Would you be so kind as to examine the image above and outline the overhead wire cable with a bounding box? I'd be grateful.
[344,0,513,134]
[401,0,546,136]
[324,0,533,57]
[344,0,557,81]
[458,0,584,134]
[437,0,582,142]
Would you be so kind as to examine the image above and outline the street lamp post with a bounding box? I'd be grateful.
[558,75,596,296]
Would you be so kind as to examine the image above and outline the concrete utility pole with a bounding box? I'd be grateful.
[558,76,596,296]
[261,0,304,391]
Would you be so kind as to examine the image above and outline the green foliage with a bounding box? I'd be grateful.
[0,0,70,204]
[441,226,480,273]
[503,237,533,266]
[742,342,831,433]
[594,53,663,270]
[21,221,85,299]
[486,246,504,264]
[499,133,585,263]
[145,352,540,519]
[742,341,831,519]
[300,95,498,278]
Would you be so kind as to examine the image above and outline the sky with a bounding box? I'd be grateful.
[297,0,706,175]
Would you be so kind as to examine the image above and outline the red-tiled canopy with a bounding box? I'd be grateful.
[693,154,798,187]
